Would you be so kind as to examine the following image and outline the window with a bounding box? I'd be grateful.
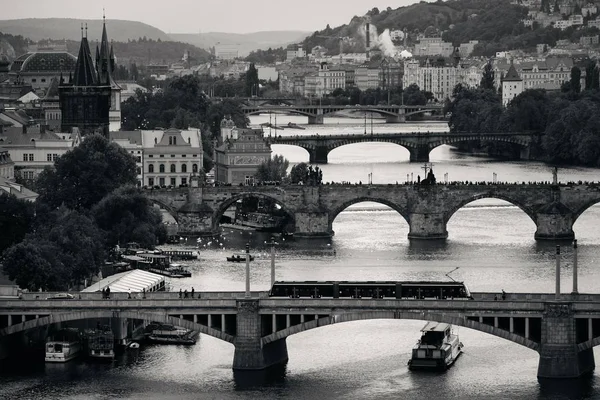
[159,155,164,158]
[136,156,141,162]
[170,177,176,186]
[28,154,34,161]
[47,154,52,162]
[182,154,186,158]
[170,164,176,173]
[52,154,59,161]
[159,177,165,186]
[181,164,187,173]
[181,177,187,186]
[23,154,28,161]
[148,177,154,186]
[149,155,154,158]
[159,164,165,173]
[148,164,154,173]
[136,167,141,175]
[192,164,198,173]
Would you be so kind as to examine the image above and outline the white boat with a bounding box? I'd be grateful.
[408,322,462,371]
[45,340,82,363]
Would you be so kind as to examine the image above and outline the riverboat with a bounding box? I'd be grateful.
[227,254,255,262]
[287,122,305,130]
[84,327,114,360]
[45,329,83,363]
[168,263,192,277]
[159,250,198,260]
[408,322,463,371]
[145,323,198,345]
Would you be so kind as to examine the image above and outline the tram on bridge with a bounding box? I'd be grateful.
[269,281,472,300]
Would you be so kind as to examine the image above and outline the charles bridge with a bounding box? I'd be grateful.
[241,104,444,124]
[146,182,600,240]
[2,290,600,379]
[268,131,537,163]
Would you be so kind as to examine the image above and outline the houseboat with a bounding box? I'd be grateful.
[84,326,114,360]
[408,322,463,371]
[45,329,83,363]
[145,323,198,345]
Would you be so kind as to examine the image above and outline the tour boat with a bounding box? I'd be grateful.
[408,322,463,371]
[45,330,83,363]
[148,328,198,345]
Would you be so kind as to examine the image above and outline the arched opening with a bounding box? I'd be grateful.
[270,145,310,164]
[148,164,154,173]
[330,200,409,251]
[170,164,176,173]
[328,142,410,164]
[181,164,187,173]
[446,198,537,292]
[572,202,600,293]
[159,164,165,173]
[214,194,295,242]
[192,164,198,173]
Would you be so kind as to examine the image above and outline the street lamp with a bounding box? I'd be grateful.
[245,242,251,298]
[267,237,278,287]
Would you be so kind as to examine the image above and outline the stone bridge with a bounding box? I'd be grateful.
[1,291,599,378]
[146,183,600,239]
[268,131,537,163]
[241,104,444,124]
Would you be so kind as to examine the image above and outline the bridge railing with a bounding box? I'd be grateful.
[16,291,269,301]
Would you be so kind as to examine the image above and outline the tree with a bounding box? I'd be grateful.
[570,66,581,93]
[585,61,599,90]
[403,84,428,105]
[92,186,167,249]
[0,193,35,255]
[255,155,289,183]
[290,162,309,184]
[480,60,496,91]
[245,63,259,97]
[36,134,137,211]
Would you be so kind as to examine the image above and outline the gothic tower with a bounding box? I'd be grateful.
[96,15,122,131]
[59,24,111,137]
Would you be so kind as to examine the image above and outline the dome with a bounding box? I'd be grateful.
[10,51,77,73]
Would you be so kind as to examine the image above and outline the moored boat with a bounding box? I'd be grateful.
[145,323,198,345]
[408,322,462,371]
[45,329,83,363]
[84,326,114,360]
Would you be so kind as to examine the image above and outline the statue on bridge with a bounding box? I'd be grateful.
[419,163,437,185]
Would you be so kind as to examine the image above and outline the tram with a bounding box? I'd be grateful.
[268,281,472,300]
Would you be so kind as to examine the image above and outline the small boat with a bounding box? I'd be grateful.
[128,342,140,349]
[287,122,305,130]
[45,329,83,363]
[408,322,463,371]
[168,263,192,277]
[148,328,198,345]
[227,254,255,262]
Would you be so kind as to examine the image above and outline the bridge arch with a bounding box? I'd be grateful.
[244,109,315,118]
[445,193,537,225]
[261,311,540,352]
[328,198,409,231]
[0,311,234,343]
[149,199,180,224]
[571,197,600,223]
[212,192,295,231]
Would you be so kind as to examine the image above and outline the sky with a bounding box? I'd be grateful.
[1,0,424,34]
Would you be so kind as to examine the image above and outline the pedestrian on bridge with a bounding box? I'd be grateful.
[191,287,195,298]
[501,290,506,301]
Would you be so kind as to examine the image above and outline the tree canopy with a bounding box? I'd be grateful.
[36,134,137,211]
[255,155,290,183]
[0,193,35,255]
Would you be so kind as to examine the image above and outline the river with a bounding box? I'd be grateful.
[2,116,600,399]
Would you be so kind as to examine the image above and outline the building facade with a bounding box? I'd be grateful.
[8,51,76,92]
[141,128,203,188]
[502,64,524,106]
[403,59,460,101]
[0,148,14,180]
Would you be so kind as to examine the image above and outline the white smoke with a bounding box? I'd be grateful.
[357,22,410,59]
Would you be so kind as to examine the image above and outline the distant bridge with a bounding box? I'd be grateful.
[1,291,599,378]
[268,131,539,163]
[241,104,445,124]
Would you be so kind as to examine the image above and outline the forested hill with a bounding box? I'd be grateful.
[0,19,171,42]
[303,0,591,57]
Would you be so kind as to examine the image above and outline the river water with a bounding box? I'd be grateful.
[2,116,600,399]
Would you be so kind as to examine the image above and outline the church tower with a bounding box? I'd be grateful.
[59,24,111,137]
[96,15,122,131]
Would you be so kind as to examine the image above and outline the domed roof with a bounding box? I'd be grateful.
[10,51,77,73]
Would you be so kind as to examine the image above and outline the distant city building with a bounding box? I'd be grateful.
[59,18,122,136]
[257,66,278,81]
[0,148,14,180]
[214,44,239,60]
[502,63,523,106]
[286,44,306,62]
[303,62,346,97]
[109,130,143,186]
[0,176,38,201]
[0,126,81,179]
[8,50,76,92]
[117,81,149,103]
[580,35,600,46]
[582,4,598,17]
[215,117,271,185]
[588,17,600,29]
[413,37,454,57]
[403,58,460,101]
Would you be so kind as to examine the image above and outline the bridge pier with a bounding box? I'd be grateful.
[534,211,575,240]
[407,212,448,240]
[308,146,329,164]
[295,211,332,237]
[408,146,431,163]
[385,114,406,123]
[307,114,324,125]
[233,300,288,371]
[177,207,218,237]
[537,303,595,379]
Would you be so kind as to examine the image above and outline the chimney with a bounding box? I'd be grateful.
[366,22,371,59]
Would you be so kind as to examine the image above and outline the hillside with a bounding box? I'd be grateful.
[302,0,567,57]
[170,31,309,56]
[0,18,171,42]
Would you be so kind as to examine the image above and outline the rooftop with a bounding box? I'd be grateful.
[81,269,165,293]
[10,51,77,73]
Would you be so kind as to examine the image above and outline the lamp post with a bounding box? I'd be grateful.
[268,237,278,287]
[245,243,251,298]
[555,245,561,299]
